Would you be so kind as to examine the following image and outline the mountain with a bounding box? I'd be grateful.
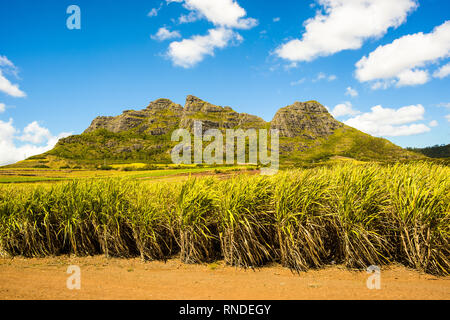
[16,95,421,169]
[269,100,419,165]
[271,101,343,139]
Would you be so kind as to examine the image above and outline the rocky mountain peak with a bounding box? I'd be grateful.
[184,95,223,113]
[84,98,183,135]
[147,98,172,109]
[291,100,330,114]
[181,95,267,132]
[185,95,202,106]
[271,101,343,138]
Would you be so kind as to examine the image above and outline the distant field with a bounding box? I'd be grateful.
[0,165,255,184]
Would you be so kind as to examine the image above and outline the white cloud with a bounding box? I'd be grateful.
[356,21,450,88]
[429,120,438,127]
[283,62,298,70]
[167,28,242,68]
[165,0,255,68]
[18,121,53,144]
[433,62,450,79]
[0,55,19,78]
[276,0,417,62]
[396,69,430,87]
[148,2,165,17]
[316,72,326,81]
[151,27,181,41]
[313,72,337,82]
[179,11,201,24]
[0,102,5,113]
[179,0,258,29]
[290,78,305,86]
[273,17,280,22]
[370,80,396,90]
[0,119,72,166]
[446,114,450,123]
[0,56,25,97]
[330,101,360,118]
[0,56,15,69]
[344,104,431,137]
[0,70,26,98]
[148,8,159,17]
[345,86,358,97]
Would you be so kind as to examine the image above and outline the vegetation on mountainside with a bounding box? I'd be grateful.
[280,126,422,165]
[407,144,450,159]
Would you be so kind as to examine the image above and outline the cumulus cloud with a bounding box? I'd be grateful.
[18,121,53,144]
[433,62,450,79]
[446,114,450,123]
[345,86,358,97]
[151,27,181,41]
[396,69,430,87]
[356,21,450,88]
[167,28,242,68]
[276,0,417,62]
[165,0,256,68]
[179,0,258,29]
[344,104,431,137]
[0,119,71,166]
[0,102,5,113]
[330,101,360,118]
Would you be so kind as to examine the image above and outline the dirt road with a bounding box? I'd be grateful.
[0,256,448,300]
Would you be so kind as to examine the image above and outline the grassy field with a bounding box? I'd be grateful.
[0,162,448,275]
[0,164,255,184]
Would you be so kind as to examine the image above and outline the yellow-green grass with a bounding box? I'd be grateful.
[0,165,254,184]
[0,162,448,275]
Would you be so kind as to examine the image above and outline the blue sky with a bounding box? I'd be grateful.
[0,0,449,165]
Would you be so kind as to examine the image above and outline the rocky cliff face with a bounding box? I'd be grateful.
[271,101,343,139]
[180,95,267,132]
[84,95,267,135]
[84,99,183,135]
